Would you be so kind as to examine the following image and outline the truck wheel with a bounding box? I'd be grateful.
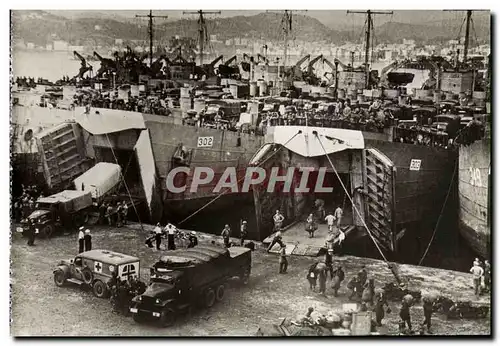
[82,267,93,285]
[204,288,216,308]
[53,269,67,287]
[158,308,176,327]
[41,225,54,238]
[133,313,145,324]
[216,284,225,302]
[92,280,108,298]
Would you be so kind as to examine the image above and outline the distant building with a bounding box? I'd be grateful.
[69,45,85,52]
[94,25,101,31]
[46,44,53,51]
[403,39,415,45]
[26,42,35,50]
[115,39,123,45]
[210,35,217,42]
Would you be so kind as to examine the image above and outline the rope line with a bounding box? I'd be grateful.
[417,159,458,265]
[314,132,388,262]
[104,132,145,233]
[177,130,302,225]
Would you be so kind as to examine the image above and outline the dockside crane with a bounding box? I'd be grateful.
[73,51,93,79]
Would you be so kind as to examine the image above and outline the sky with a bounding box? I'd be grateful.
[46,10,490,30]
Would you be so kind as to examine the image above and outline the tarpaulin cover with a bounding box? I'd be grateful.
[268,126,365,157]
[75,107,146,135]
[73,162,122,199]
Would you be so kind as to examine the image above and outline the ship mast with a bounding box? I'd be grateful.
[282,10,293,73]
[183,10,221,65]
[445,10,483,65]
[136,10,169,67]
[347,10,393,88]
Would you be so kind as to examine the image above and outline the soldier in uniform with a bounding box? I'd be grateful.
[421,294,437,333]
[361,278,375,310]
[116,202,123,227]
[316,262,328,296]
[121,201,129,225]
[273,210,284,231]
[105,204,114,226]
[279,245,288,274]
[26,218,36,246]
[331,266,345,297]
[84,229,92,251]
[78,227,85,253]
[373,288,390,326]
[357,265,368,288]
[399,294,414,333]
[307,262,318,291]
[347,276,361,301]
[484,260,491,293]
[240,220,248,246]
[188,231,198,248]
[98,202,107,225]
[267,228,284,252]
[221,224,231,248]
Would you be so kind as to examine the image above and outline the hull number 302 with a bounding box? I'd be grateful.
[409,159,422,171]
[197,136,214,148]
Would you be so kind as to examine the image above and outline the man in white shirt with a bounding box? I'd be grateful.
[273,210,284,231]
[78,226,85,253]
[164,223,177,250]
[334,206,343,229]
[325,212,335,232]
[470,259,484,297]
[153,223,162,250]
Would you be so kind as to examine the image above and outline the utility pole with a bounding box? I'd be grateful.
[347,10,393,88]
[183,10,221,66]
[445,10,484,64]
[136,10,169,67]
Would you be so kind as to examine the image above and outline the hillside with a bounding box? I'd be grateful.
[11,10,491,48]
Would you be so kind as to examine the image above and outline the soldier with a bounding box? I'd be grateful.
[325,211,335,232]
[153,223,163,250]
[307,262,318,291]
[484,260,491,293]
[334,205,343,229]
[373,288,390,326]
[347,276,361,301]
[105,204,114,226]
[306,213,316,238]
[84,229,92,251]
[240,220,248,246]
[470,259,484,297]
[316,262,328,296]
[400,294,414,333]
[116,202,123,227]
[331,266,345,297]
[361,278,375,310]
[221,224,231,248]
[98,202,107,225]
[324,249,334,280]
[279,244,288,274]
[267,228,284,252]
[188,231,198,248]
[357,265,368,288]
[165,223,177,250]
[121,201,129,225]
[421,294,437,333]
[273,210,284,231]
[78,227,85,253]
[26,218,36,246]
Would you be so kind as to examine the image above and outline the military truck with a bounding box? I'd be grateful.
[22,190,93,238]
[53,249,140,299]
[129,244,251,327]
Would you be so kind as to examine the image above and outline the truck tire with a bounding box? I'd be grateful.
[82,267,93,285]
[133,313,145,324]
[92,280,109,298]
[53,269,67,287]
[216,284,225,302]
[41,225,55,238]
[158,307,176,327]
[204,288,216,308]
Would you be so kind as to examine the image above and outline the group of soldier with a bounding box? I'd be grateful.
[12,184,42,223]
[98,201,129,227]
[145,223,199,251]
[107,272,147,315]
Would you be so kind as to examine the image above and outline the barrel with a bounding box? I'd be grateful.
[250,82,258,97]
[433,91,442,103]
[337,89,346,99]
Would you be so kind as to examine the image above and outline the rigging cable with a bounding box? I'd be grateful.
[417,159,459,266]
[313,132,388,262]
[177,130,302,225]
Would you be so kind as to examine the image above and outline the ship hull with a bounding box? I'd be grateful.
[458,139,491,258]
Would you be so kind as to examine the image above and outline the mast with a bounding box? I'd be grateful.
[347,10,393,88]
[136,10,169,67]
[183,10,221,66]
[464,10,472,63]
[282,10,292,73]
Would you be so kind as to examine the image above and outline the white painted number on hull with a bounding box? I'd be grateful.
[469,167,482,187]
[197,136,214,148]
[409,159,422,171]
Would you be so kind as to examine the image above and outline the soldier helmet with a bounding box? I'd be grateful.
[242,220,247,224]
[225,224,229,228]
[191,231,196,235]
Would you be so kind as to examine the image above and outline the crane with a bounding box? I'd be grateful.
[307,55,324,76]
[73,51,93,79]
[225,55,237,66]
[210,55,224,67]
[257,53,268,65]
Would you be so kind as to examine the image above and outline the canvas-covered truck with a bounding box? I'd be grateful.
[129,244,252,327]
[73,162,122,203]
[21,190,93,238]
